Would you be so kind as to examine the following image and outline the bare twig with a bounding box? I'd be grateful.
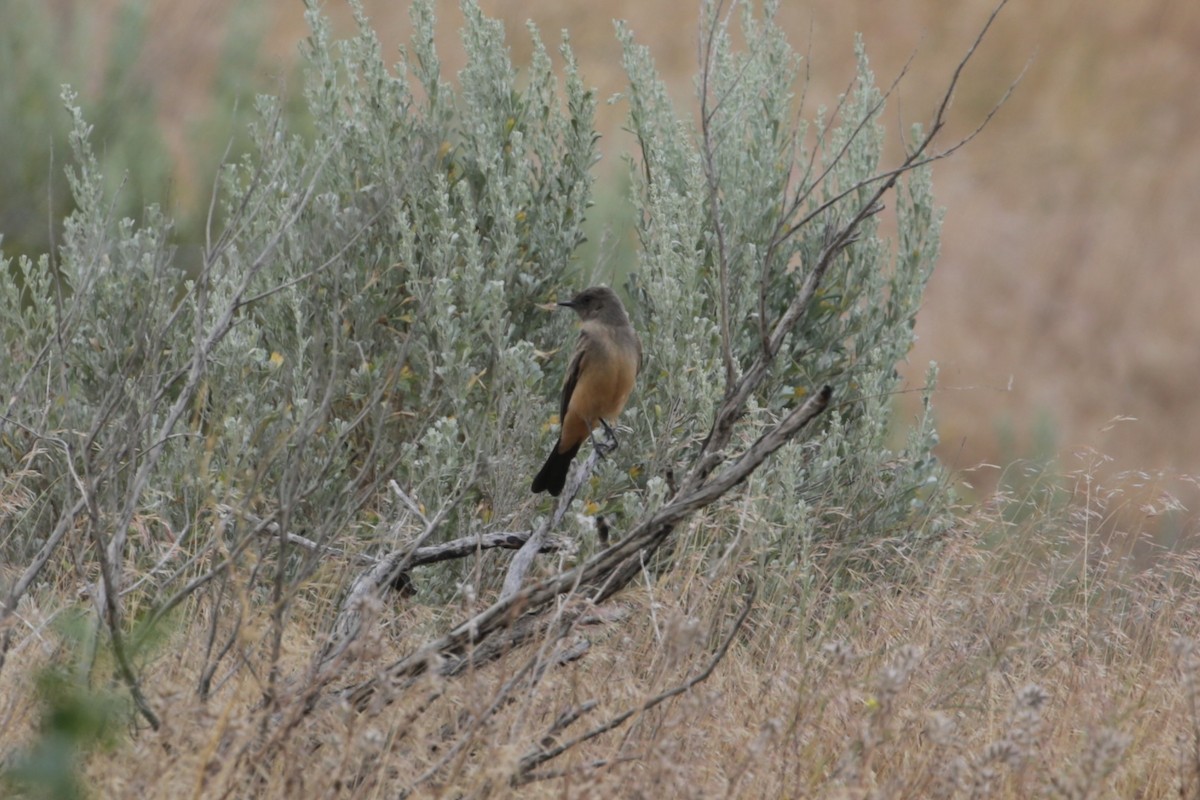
[0,496,86,675]
[502,428,611,599]
[316,483,467,672]
[513,583,756,783]
[777,0,1015,250]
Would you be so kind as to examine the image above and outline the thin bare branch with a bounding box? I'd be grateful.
[932,0,1009,131]
[502,428,611,599]
[317,483,468,672]
[513,583,756,783]
[778,0,1015,250]
[0,496,86,675]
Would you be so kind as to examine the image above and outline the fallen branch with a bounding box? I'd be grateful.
[502,428,613,599]
[341,387,829,711]
[296,520,569,568]
[316,484,461,672]
[225,504,571,573]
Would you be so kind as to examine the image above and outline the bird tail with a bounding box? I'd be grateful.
[531,441,581,496]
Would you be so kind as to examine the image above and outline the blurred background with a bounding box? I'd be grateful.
[7,0,1199,495]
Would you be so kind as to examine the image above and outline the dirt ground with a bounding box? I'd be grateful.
[53,0,1200,487]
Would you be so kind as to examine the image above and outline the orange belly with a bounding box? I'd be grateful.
[559,357,636,452]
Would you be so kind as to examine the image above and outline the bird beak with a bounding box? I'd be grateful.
[556,300,576,309]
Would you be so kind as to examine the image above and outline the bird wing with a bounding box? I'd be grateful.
[559,329,590,422]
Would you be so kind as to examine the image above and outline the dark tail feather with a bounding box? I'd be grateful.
[531,441,581,496]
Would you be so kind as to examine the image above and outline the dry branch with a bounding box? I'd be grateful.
[226,504,570,569]
[341,385,830,711]
[0,495,86,675]
[513,584,757,784]
[502,428,614,599]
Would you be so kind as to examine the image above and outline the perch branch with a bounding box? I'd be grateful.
[341,387,827,711]
[502,427,612,599]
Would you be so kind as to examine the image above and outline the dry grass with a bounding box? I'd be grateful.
[9,3,1200,796]
[3,459,1199,797]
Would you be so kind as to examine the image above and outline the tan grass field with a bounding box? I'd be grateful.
[3,464,1198,796]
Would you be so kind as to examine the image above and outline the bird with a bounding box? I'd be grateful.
[531,286,642,497]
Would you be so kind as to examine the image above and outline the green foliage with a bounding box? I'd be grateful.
[618,3,950,590]
[1,615,124,800]
[0,0,600,609]
[1,0,953,716]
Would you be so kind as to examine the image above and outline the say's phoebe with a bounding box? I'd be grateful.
[531,287,642,496]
